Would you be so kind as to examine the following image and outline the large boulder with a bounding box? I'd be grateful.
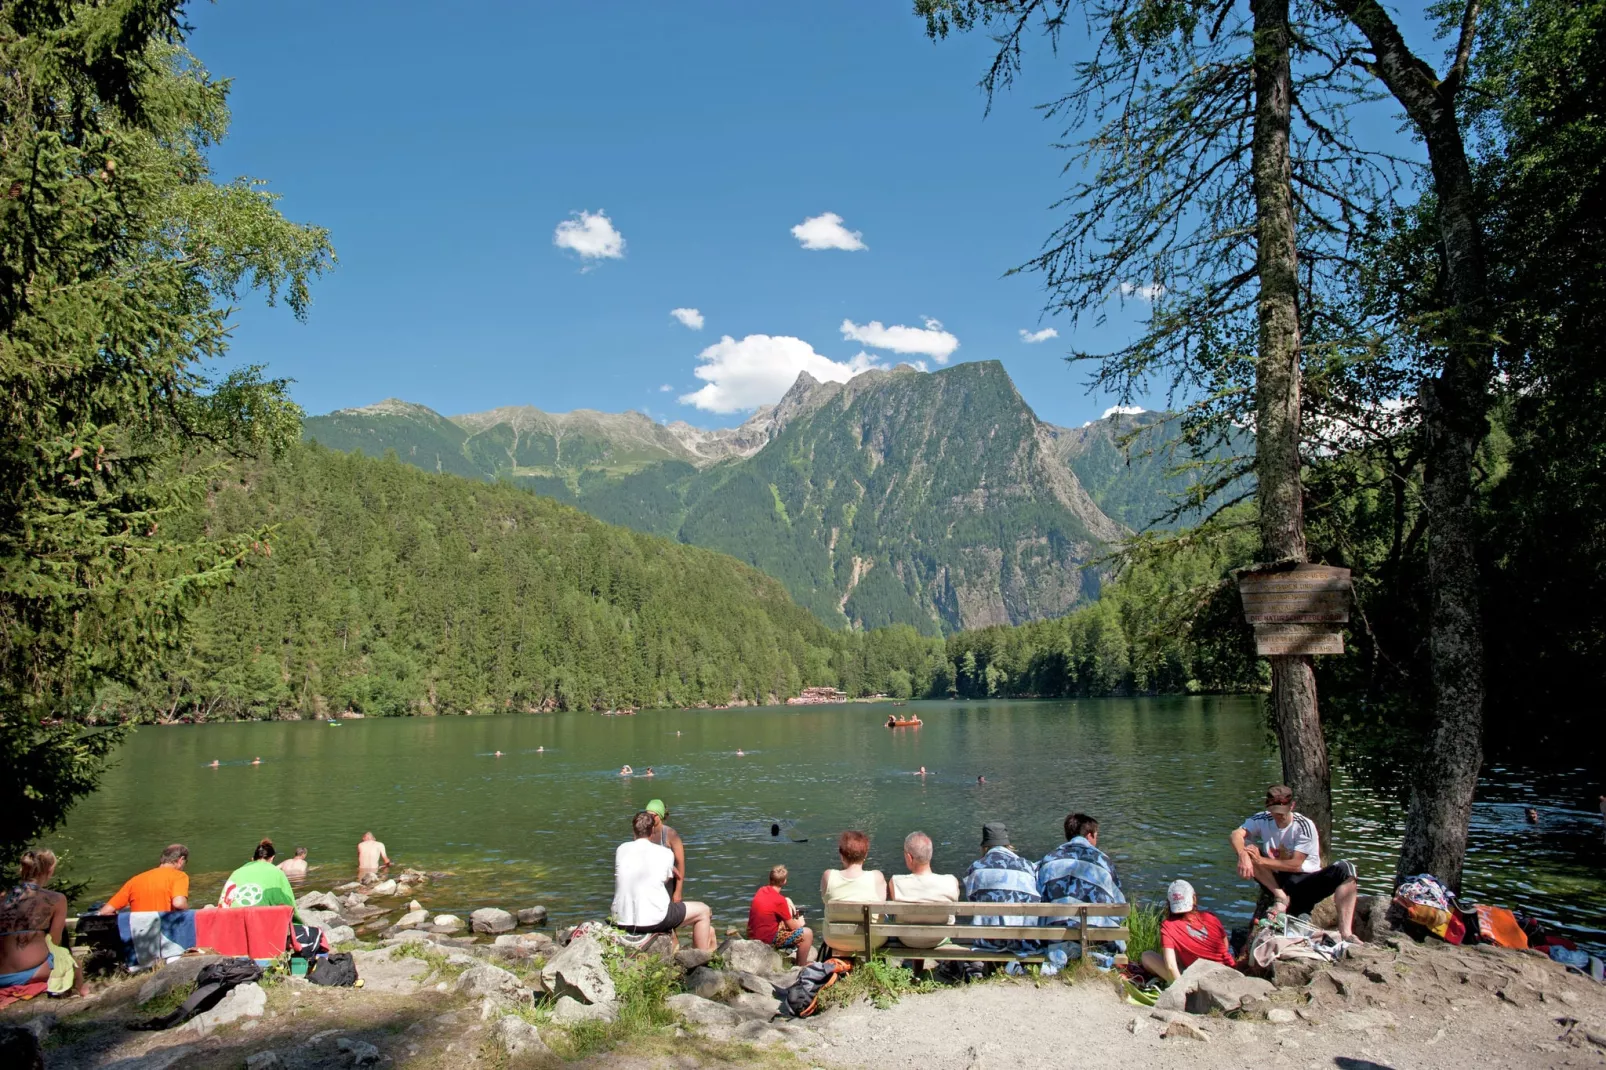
[367,879,398,897]
[716,937,782,975]
[325,925,356,946]
[337,1037,382,1067]
[675,948,714,971]
[300,908,346,933]
[664,993,742,1028]
[1189,967,1275,1014]
[494,1015,550,1057]
[1155,959,1244,1014]
[552,995,616,1024]
[1311,894,1393,943]
[396,909,428,929]
[296,890,343,914]
[180,982,266,1035]
[541,934,616,1006]
[517,906,548,926]
[136,955,222,1006]
[432,914,464,933]
[454,964,528,1006]
[684,966,738,1001]
[471,908,517,935]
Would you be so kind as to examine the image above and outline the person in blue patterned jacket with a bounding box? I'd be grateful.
[1036,813,1126,974]
[960,822,1041,959]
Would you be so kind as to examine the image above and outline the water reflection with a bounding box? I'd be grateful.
[50,697,1605,947]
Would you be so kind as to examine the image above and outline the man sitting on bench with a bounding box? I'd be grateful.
[1036,813,1126,973]
[960,822,1040,961]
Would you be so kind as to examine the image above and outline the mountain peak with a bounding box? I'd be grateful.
[340,398,444,420]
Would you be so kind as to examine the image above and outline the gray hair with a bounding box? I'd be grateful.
[903,831,933,865]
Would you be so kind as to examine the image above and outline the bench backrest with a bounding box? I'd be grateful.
[823,900,1130,957]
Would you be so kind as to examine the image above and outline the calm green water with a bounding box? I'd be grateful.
[50,697,1606,943]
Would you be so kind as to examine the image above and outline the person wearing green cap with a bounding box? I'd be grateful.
[644,799,685,903]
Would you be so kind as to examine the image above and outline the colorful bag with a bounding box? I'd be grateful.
[773,957,851,1018]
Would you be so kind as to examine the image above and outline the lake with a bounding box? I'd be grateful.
[51,696,1606,945]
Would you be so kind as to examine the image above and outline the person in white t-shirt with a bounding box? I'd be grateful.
[1229,784,1359,942]
[612,811,715,950]
[888,830,961,950]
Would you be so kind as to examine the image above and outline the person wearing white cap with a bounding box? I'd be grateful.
[1140,879,1234,982]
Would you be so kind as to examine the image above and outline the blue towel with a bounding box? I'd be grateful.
[116,910,191,966]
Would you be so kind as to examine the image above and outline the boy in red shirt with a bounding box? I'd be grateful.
[1141,879,1234,982]
[746,865,813,966]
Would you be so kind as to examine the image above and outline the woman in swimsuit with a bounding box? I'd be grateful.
[0,849,78,993]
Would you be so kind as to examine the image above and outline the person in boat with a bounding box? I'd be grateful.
[1036,813,1125,972]
[961,822,1040,956]
[821,830,888,954]
[612,811,715,950]
[1,850,83,996]
[219,839,299,915]
[887,831,961,953]
[1229,784,1359,942]
[278,846,309,881]
[1142,879,1234,982]
[644,799,685,902]
[747,864,813,967]
[98,843,190,914]
[357,831,391,876]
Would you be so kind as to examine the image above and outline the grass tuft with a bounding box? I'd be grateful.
[545,942,681,1060]
[1125,901,1163,960]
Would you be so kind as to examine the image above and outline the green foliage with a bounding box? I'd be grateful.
[819,953,939,1010]
[942,509,1263,699]
[1124,902,1163,960]
[137,980,196,1019]
[0,1,331,874]
[101,444,850,719]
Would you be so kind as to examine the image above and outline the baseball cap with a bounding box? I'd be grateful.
[1167,879,1196,914]
[644,799,666,817]
[1265,784,1294,816]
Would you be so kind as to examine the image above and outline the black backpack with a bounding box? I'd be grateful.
[307,951,358,987]
[130,960,265,1030]
[773,957,851,1018]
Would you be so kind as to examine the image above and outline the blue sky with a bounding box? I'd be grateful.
[189,1,1432,430]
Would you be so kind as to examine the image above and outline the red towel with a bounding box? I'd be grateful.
[0,980,48,1008]
[193,905,293,958]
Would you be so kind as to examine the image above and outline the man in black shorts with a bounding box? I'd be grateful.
[1229,785,1359,942]
[611,811,714,950]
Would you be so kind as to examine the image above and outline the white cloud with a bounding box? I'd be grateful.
[680,334,890,413]
[1101,405,1145,419]
[670,307,704,330]
[840,317,959,364]
[553,210,625,261]
[1019,327,1059,344]
[659,384,673,392]
[1119,281,1165,301]
[791,212,867,251]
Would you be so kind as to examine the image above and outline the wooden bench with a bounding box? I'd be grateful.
[823,900,1130,964]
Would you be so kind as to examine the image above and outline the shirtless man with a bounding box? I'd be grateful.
[278,846,310,880]
[357,832,391,876]
[644,799,685,903]
[1,850,82,994]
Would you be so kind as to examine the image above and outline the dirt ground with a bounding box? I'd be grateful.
[6,932,1606,1069]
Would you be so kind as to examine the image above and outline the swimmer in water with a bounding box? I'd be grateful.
[620,764,633,776]
[771,823,781,837]
[494,750,503,757]
[537,745,544,753]
[1525,808,1540,824]
[251,756,261,765]
[209,759,219,768]
[918,766,927,777]
[645,767,655,778]
[676,730,682,736]
[977,775,985,784]
[736,749,745,757]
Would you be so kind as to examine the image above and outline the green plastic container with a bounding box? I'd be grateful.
[290,957,308,977]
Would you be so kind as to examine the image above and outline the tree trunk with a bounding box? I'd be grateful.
[1251,0,1333,853]
[1333,0,1493,893]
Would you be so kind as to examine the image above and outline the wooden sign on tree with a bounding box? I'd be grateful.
[1234,563,1352,656]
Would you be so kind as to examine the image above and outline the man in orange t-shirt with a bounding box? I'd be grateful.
[98,844,190,913]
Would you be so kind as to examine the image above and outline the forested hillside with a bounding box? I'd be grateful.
[97,445,856,718]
